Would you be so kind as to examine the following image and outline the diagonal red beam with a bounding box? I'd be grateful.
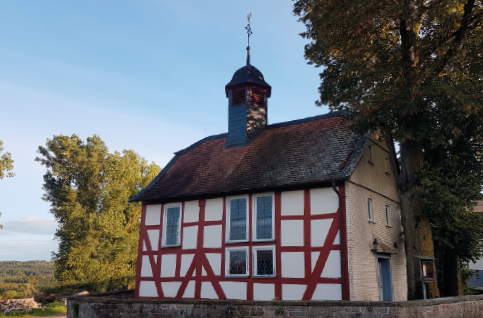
[302,212,340,300]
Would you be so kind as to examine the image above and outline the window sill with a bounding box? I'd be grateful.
[224,275,249,279]
[368,220,375,224]
[385,172,391,176]
[253,275,276,279]
[252,239,275,243]
[161,244,181,248]
[225,240,249,244]
[368,161,374,166]
[386,225,392,228]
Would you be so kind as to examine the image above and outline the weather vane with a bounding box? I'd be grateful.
[246,12,253,46]
[245,12,252,65]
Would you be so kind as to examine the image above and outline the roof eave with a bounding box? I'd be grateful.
[132,176,350,203]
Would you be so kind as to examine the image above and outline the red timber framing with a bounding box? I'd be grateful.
[135,184,350,301]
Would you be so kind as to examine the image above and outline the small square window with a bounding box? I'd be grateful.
[225,247,249,277]
[253,194,274,241]
[163,204,181,247]
[368,197,375,222]
[385,205,391,227]
[227,197,248,242]
[253,246,275,277]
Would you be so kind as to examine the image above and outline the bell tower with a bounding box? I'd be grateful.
[225,14,271,148]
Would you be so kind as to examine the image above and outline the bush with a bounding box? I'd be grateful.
[1,291,19,300]
[44,301,64,308]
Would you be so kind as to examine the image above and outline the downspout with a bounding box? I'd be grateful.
[332,179,347,300]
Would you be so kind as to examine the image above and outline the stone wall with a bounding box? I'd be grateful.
[67,292,483,318]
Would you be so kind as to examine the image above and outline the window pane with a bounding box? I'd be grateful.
[386,206,390,225]
[257,250,274,275]
[229,198,247,240]
[368,199,372,220]
[256,196,272,239]
[229,250,247,275]
[165,207,180,245]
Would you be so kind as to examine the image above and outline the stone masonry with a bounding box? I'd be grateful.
[67,291,483,318]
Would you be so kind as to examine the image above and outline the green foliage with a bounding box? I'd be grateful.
[0,305,66,317]
[36,134,159,292]
[294,0,483,266]
[0,261,56,300]
[418,110,483,263]
[0,140,14,180]
[461,265,476,295]
[294,0,483,143]
[44,301,65,308]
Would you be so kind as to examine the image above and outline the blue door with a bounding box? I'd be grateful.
[377,256,393,301]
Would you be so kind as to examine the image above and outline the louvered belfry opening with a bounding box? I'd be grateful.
[249,86,265,107]
[231,88,246,106]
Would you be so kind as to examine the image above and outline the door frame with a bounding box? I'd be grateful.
[376,254,394,301]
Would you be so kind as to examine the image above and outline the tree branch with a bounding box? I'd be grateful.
[436,0,476,74]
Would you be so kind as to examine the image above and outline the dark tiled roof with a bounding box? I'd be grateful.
[226,65,271,89]
[131,111,369,202]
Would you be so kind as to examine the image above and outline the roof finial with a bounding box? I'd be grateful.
[245,12,253,65]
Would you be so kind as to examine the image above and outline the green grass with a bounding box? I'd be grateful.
[0,305,66,317]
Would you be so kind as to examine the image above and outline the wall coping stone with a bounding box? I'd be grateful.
[67,290,483,308]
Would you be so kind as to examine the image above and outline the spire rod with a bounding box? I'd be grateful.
[245,12,253,65]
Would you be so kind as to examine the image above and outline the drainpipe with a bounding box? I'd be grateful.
[332,179,347,300]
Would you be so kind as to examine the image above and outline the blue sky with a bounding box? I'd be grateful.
[0,1,328,261]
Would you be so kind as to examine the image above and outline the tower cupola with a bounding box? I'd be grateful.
[225,14,271,148]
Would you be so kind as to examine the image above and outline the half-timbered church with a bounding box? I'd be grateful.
[131,41,408,302]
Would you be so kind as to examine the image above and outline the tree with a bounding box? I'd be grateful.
[0,140,15,230]
[0,140,15,180]
[294,0,483,299]
[36,134,160,291]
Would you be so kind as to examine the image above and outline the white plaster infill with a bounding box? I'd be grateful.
[145,204,161,225]
[281,190,304,216]
[184,200,199,223]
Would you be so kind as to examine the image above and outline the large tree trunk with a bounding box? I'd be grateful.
[399,141,440,300]
[435,244,464,297]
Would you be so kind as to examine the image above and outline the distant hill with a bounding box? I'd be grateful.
[0,261,56,299]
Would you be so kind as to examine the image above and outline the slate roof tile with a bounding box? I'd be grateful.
[131,111,368,202]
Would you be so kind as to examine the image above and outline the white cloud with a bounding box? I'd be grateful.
[1,217,57,236]
[0,238,57,261]
[0,217,58,261]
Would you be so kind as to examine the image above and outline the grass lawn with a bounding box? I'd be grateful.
[0,305,66,317]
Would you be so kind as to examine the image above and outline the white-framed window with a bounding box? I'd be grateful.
[252,245,276,277]
[368,197,375,222]
[225,246,249,277]
[162,203,182,247]
[252,193,275,241]
[385,205,391,227]
[226,196,249,243]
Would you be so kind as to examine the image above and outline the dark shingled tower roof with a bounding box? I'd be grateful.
[225,65,272,97]
[130,111,370,202]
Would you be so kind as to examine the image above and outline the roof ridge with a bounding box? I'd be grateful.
[267,110,348,130]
